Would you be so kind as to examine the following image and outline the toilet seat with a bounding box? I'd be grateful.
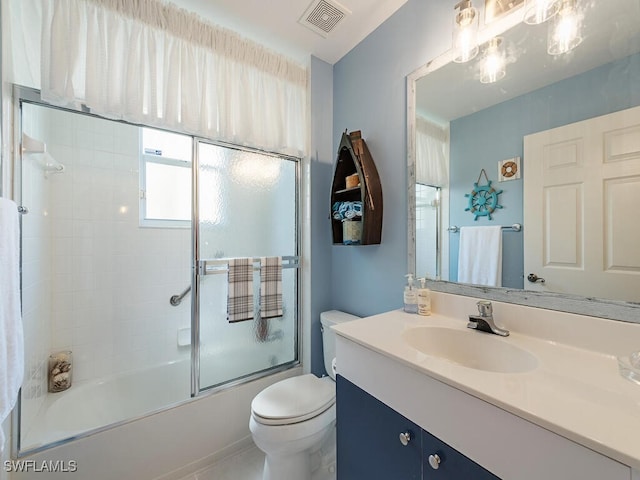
[251,374,335,426]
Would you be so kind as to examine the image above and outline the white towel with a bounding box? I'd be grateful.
[0,198,24,452]
[457,226,503,287]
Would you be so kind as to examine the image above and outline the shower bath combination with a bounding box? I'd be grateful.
[14,91,301,461]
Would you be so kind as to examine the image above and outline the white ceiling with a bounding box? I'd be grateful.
[169,0,408,64]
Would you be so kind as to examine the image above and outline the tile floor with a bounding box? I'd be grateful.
[182,442,337,480]
[188,445,265,480]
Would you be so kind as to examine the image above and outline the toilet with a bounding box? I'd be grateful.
[249,310,359,480]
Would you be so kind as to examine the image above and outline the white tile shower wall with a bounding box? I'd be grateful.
[35,107,191,384]
[19,107,52,441]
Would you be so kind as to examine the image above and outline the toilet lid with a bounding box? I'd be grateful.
[251,374,335,426]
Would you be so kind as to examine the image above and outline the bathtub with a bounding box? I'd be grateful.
[22,360,191,450]
[15,362,301,480]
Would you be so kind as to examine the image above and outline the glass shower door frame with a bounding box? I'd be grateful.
[10,86,302,456]
[190,138,301,397]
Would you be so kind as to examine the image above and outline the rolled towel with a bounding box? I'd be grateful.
[352,201,363,217]
[332,202,343,220]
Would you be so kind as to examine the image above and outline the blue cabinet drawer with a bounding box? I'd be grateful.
[422,429,500,479]
[337,375,421,480]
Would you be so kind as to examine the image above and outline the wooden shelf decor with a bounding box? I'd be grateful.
[330,130,383,245]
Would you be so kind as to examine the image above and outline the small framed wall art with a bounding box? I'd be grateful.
[498,156,521,182]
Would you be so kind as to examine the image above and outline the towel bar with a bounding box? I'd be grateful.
[170,256,299,305]
[197,256,299,276]
[448,223,522,233]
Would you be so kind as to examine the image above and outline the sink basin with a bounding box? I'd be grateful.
[402,326,538,373]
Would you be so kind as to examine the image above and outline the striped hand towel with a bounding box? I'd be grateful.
[260,257,283,319]
[227,258,254,323]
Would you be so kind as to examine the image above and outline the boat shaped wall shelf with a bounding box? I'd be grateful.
[330,130,383,245]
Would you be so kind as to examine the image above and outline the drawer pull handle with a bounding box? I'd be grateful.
[399,431,411,446]
[428,454,441,470]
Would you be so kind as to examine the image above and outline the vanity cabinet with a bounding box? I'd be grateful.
[336,374,421,479]
[335,325,633,480]
[337,375,499,479]
[421,429,498,479]
[330,130,383,245]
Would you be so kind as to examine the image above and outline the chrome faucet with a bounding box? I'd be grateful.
[467,301,509,337]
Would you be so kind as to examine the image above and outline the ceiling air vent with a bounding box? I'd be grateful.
[299,0,350,38]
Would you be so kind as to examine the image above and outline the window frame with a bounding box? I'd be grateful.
[139,143,193,229]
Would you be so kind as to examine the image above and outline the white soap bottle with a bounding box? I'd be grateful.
[403,274,418,314]
[417,277,431,316]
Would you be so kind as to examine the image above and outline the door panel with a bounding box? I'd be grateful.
[195,141,298,392]
[524,105,640,300]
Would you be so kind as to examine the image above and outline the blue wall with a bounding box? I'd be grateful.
[328,0,640,329]
[310,56,335,375]
[330,0,452,317]
[448,53,640,287]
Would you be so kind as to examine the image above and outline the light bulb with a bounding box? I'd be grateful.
[523,0,561,25]
[453,1,479,63]
[480,37,506,84]
[547,0,583,55]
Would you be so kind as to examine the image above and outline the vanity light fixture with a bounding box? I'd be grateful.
[523,0,561,25]
[479,37,506,84]
[453,0,479,63]
[547,0,583,55]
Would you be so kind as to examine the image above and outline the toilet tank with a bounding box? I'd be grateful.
[320,310,360,379]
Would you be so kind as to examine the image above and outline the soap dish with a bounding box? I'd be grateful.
[618,351,640,385]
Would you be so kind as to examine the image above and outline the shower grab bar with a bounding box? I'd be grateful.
[197,255,299,276]
[170,285,191,306]
[447,223,522,233]
[171,256,299,306]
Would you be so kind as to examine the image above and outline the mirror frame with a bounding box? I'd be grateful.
[407,53,640,325]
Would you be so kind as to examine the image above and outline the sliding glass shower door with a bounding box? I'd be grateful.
[15,89,300,455]
[193,141,299,393]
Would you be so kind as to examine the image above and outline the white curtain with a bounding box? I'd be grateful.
[415,115,448,187]
[35,0,307,157]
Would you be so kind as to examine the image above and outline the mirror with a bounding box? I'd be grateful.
[408,0,640,322]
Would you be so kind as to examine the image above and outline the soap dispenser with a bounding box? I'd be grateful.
[404,274,418,314]
[417,277,431,316]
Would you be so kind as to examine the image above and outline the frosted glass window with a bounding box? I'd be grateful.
[140,127,192,226]
[145,161,191,221]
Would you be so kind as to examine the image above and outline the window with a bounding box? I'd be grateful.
[140,128,192,227]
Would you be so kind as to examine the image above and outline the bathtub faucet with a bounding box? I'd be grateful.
[467,301,509,337]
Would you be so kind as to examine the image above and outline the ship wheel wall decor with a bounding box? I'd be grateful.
[465,169,503,220]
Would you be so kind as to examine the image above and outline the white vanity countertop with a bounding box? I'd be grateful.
[332,292,640,470]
